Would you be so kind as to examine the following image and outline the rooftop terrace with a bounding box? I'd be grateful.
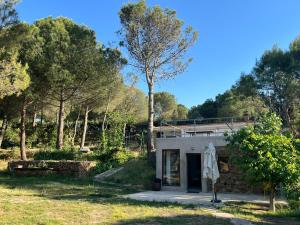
[155,117,253,138]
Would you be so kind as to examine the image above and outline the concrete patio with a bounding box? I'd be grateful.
[124,191,287,206]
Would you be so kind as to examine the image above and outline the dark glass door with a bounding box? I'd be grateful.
[187,153,202,192]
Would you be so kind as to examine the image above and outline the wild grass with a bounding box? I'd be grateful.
[220,201,300,225]
[0,160,231,225]
[104,156,156,189]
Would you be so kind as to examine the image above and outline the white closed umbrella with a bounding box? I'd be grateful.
[203,142,220,202]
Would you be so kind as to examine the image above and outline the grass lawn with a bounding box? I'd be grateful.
[1,159,299,225]
[220,201,300,225]
[0,160,231,225]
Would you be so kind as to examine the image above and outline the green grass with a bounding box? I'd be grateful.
[0,160,231,225]
[1,157,299,225]
[104,157,156,189]
[220,201,300,225]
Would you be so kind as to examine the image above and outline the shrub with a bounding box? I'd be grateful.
[289,200,300,210]
[3,125,19,147]
[105,157,156,189]
[33,148,78,160]
[285,180,300,201]
[0,149,18,160]
[93,148,134,174]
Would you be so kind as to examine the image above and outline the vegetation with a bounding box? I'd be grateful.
[0,159,233,225]
[220,201,300,225]
[226,114,300,211]
[154,92,188,121]
[105,157,156,189]
[188,38,300,136]
[119,0,197,158]
[0,0,300,223]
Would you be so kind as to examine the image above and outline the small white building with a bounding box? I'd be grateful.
[154,118,259,193]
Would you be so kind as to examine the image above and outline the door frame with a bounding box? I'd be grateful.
[186,153,202,191]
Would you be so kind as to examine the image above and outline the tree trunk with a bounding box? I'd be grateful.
[56,97,65,150]
[123,123,127,146]
[20,101,27,160]
[80,106,89,149]
[102,93,111,132]
[270,188,276,212]
[40,103,44,125]
[0,116,8,148]
[72,108,81,146]
[32,105,37,128]
[147,83,155,159]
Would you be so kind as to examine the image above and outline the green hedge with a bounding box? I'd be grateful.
[33,149,78,160]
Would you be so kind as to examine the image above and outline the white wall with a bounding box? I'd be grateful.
[156,136,227,192]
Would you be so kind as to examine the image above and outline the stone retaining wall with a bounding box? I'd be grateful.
[8,160,95,178]
[215,148,262,194]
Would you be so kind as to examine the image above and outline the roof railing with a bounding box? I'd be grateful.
[158,116,253,138]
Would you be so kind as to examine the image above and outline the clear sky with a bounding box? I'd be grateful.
[16,0,300,108]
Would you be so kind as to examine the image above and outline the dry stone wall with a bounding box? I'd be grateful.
[214,148,262,194]
[8,160,95,178]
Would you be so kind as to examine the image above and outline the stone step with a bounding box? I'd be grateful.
[93,167,124,181]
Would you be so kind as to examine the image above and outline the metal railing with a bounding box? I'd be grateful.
[158,116,253,138]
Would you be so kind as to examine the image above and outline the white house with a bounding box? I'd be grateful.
[154,118,260,193]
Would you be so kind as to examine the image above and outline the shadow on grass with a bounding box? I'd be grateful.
[221,202,300,225]
[1,175,299,225]
[0,174,198,209]
[111,214,232,225]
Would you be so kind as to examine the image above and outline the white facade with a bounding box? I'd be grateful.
[156,135,227,192]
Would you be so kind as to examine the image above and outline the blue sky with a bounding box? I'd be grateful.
[16,0,300,108]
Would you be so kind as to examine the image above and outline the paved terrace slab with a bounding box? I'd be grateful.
[124,191,287,207]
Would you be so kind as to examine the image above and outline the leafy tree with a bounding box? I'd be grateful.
[119,0,197,158]
[114,85,148,123]
[188,81,268,120]
[34,17,100,150]
[154,92,177,120]
[226,113,300,211]
[216,90,268,118]
[0,0,30,100]
[0,22,43,159]
[252,47,299,131]
[232,73,258,98]
[0,50,29,99]
[188,99,217,119]
[0,0,19,29]
[173,104,188,120]
[78,47,126,149]
[0,94,19,147]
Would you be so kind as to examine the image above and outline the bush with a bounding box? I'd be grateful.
[3,125,19,147]
[105,157,156,189]
[93,148,134,174]
[289,200,300,210]
[33,148,78,160]
[0,149,18,160]
[285,180,300,201]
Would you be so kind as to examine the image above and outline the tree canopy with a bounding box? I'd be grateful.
[226,113,300,211]
[119,0,197,158]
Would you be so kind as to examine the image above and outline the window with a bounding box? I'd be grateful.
[218,156,230,173]
[162,149,180,186]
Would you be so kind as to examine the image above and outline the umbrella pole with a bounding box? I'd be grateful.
[212,181,215,202]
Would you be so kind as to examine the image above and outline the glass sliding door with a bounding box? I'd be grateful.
[162,149,180,186]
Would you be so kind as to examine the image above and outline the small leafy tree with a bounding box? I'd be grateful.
[0,0,30,100]
[0,50,29,99]
[96,112,133,172]
[226,113,300,211]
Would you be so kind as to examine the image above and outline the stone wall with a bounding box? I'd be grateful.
[8,160,95,178]
[214,148,262,194]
